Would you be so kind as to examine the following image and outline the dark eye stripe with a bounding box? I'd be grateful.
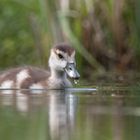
[58,54,64,59]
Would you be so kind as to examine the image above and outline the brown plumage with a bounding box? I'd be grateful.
[0,43,80,90]
[53,43,75,56]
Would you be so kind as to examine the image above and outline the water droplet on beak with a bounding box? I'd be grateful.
[74,79,79,85]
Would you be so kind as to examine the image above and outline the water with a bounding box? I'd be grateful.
[0,86,140,140]
[74,80,79,85]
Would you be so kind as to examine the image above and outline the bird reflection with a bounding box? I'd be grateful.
[49,90,77,140]
[0,89,78,140]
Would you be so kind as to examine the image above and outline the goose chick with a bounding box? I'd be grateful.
[0,43,80,90]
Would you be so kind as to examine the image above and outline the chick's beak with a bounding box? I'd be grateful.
[64,63,80,79]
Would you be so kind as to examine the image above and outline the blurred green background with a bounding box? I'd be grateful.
[0,0,140,81]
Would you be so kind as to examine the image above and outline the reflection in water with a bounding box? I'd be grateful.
[49,91,77,140]
[0,88,140,140]
[0,89,77,140]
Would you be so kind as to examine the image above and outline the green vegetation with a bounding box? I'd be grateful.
[0,0,139,78]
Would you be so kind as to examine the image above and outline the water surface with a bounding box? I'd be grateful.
[0,86,140,140]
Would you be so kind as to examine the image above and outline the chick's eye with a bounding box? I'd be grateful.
[58,54,64,59]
